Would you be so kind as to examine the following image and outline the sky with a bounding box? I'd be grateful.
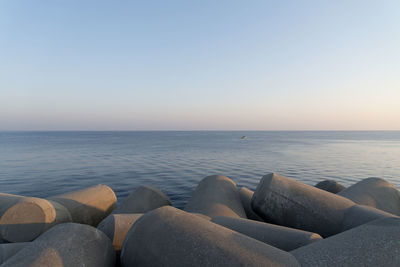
[1,1,399,131]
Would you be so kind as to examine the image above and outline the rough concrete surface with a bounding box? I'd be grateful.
[211,216,322,251]
[114,185,171,214]
[49,184,117,226]
[338,177,400,216]
[185,175,247,218]
[2,223,115,267]
[251,173,355,237]
[315,179,345,194]
[238,187,265,221]
[0,242,29,264]
[0,193,71,242]
[341,204,397,231]
[291,217,400,266]
[121,206,300,267]
[98,213,143,251]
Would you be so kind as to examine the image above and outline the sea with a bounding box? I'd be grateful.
[1,131,399,209]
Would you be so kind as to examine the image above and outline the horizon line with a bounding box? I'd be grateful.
[1,129,400,132]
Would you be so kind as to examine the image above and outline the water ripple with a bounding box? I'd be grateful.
[1,131,399,208]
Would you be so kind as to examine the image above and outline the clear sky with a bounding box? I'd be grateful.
[1,1,399,130]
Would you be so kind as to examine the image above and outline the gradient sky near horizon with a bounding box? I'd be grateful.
[1,1,399,130]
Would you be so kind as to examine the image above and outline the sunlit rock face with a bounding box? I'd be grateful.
[184,175,247,219]
[0,193,71,242]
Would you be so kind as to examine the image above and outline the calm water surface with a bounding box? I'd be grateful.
[1,131,399,208]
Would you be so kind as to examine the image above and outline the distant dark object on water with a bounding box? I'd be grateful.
[241,136,247,140]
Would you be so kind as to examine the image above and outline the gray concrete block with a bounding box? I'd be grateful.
[0,193,72,242]
[97,213,143,252]
[341,204,397,231]
[238,187,264,221]
[184,175,247,218]
[0,242,29,264]
[211,216,322,251]
[2,223,115,267]
[338,177,400,215]
[121,206,300,267]
[114,185,171,214]
[190,212,212,220]
[291,217,400,266]
[251,173,355,237]
[315,179,345,193]
[49,184,117,226]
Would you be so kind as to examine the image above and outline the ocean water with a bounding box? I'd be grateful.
[1,131,399,209]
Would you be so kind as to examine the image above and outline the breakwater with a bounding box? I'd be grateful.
[1,173,399,266]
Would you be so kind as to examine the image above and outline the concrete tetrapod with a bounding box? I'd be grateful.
[190,212,212,220]
[338,177,400,216]
[0,242,29,264]
[49,184,117,226]
[211,216,322,251]
[341,204,397,231]
[238,187,264,221]
[97,213,143,252]
[113,185,171,214]
[251,173,355,237]
[291,217,400,266]
[0,193,72,242]
[184,175,247,218]
[314,179,345,194]
[121,206,300,267]
[2,223,115,267]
